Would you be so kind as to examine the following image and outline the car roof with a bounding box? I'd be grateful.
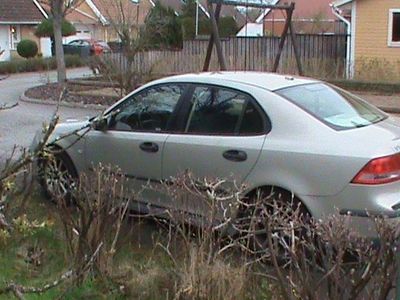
[157,71,319,91]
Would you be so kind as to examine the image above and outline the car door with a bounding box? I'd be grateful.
[162,84,269,217]
[84,83,187,210]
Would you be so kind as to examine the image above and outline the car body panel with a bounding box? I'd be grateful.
[45,120,90,173]
[162,134,266,216]
[84,130,170,207]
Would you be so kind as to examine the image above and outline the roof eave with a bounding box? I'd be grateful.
[255,0,280,24]
[331,0,353,8]
[0,21,42,25]
[32,0,49,18]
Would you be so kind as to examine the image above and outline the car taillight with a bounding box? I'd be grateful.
[352,153,400,185]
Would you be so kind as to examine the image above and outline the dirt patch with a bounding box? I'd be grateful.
[353,91,400,110]
[25,83,120,106]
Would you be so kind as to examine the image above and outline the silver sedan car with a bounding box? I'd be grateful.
[35,72,400,237]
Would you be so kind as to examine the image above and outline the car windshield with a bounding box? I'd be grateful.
[276,83,387,130]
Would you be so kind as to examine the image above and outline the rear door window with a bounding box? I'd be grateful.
[276,83,387,130]
[185,86,266,135]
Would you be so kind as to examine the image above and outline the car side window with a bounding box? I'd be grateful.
[239,101,265,135]
[185,86,264,135]
[108,84,185,132]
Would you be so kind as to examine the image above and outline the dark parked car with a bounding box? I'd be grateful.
[65,39,111,56]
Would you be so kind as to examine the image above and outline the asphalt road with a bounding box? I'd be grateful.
[0,68,98,161]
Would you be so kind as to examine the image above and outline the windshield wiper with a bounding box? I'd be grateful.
[350,121,368,128]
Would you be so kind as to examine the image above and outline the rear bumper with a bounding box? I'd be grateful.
[300,181,400,238]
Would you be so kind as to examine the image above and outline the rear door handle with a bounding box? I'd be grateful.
[223,150,247,162]
[139,142,159,153]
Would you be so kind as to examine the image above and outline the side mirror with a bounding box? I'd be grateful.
[92,116,109,131]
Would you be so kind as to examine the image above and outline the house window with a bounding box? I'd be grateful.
[388,9,400,46]
[9,25,21,50]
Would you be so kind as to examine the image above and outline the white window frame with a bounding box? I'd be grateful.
[388,8,400,47]
[9,25,21,50]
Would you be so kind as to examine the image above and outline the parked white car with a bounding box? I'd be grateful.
[34,72,400,237]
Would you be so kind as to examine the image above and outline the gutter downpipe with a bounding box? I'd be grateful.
[331,4,351,79]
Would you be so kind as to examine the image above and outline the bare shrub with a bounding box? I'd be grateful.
[146,173,250,300]
[55,164,131,284]
[149,174,400,299]
[91,54,154,97]
[252,198,400,300]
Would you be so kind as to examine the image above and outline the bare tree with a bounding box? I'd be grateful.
[38,0,85,83]
[92,0,157,96]
[96,0,143,46]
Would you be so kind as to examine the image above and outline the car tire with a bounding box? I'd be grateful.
[38,150,78,204]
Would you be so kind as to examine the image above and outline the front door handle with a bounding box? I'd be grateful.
[223,150,247,162]
[139,142,159,153]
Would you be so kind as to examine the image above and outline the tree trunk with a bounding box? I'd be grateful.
[52,1,67,83]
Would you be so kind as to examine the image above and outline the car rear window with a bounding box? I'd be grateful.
[276,83,387,130]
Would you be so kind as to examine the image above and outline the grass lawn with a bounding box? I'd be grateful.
[0,189,272,299]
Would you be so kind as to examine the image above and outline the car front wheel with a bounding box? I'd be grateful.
[39,150,77,203]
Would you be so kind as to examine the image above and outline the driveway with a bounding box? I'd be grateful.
[0,68,98,161]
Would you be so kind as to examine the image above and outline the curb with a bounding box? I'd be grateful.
[20,91,107,111]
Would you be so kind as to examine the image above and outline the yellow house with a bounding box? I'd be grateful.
[333,0,400,81]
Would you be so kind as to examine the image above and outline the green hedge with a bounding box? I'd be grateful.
[17,39,38,58]
[0,55,85,74]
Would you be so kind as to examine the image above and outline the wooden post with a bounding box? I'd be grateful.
[287,3,303,75]
[207,1,227,70]
[203,2,222,71]
[272,6,293,73]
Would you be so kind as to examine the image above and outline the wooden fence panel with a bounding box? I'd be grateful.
[104,34,348,78]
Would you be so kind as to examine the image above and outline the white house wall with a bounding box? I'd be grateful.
[40,37,52,57]
[63,24,94,43]
[0,25,10,61]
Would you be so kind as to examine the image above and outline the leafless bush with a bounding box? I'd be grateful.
[144,173,250,300]
[55,164,132,285]
[250,198,400,300]
[0,108,60,237]
[143,174,400,299]
[91,54,155,97]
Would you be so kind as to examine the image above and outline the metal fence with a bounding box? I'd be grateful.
[105,34,348,78]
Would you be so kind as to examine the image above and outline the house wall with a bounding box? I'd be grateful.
[263,20,345,35]
[0,25,50,60]
[11,25,50,58]
[64,0,105,42]
[0,25,10,61]
[354,0,400,79]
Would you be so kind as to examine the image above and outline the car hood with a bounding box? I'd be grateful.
[31,119,91,152]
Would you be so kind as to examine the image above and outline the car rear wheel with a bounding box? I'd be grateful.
[239,187,310,262]
[39,150,77,203]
